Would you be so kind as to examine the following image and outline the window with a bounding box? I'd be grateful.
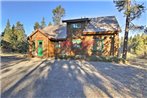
[72,39,82,48]
[32,41,35,51]
[71,23,81,29]
[55,42,61,48]
[39,41,42,48]
[93,38,104,53]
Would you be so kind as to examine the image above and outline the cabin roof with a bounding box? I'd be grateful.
[83,16,121,33]
[62,18,89,23]
[28,29,49,40]
[29,16,121,40]
[42,24,67,40]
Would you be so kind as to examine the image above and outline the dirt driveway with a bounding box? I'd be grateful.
[1,59,147,98]
[1,57,46,93]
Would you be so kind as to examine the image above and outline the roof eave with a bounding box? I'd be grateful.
[50,37,67,41]
[62,18,89,23]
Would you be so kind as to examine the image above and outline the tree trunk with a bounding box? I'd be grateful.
[122,0,131,59]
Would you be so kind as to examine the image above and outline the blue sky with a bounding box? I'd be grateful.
[1,0,147,36]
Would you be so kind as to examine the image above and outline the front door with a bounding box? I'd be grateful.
[38,40,43,56]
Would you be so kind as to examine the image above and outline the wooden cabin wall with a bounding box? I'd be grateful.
[67,22,86,38]
[54,33,119,57]
[28,29,119,58]
[66,22,86,56]
[82,36,94,56]
[53,40,70,57]
[83,35,111,56]
[103,35,112,56]
[54,41,61,58]
[30,31,49,58]
[114,33,119,56]
[65,21,119,57]
[104,33,119,56]
[28,38,34,57]
[81,33,119,57]
[48,41,55,57]
[103,33,119,56]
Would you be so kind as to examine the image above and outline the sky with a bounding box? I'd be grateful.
[1,0,147,37]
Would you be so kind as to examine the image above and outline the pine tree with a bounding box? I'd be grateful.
[134,35,144,55]
[41,17,46,29]
[34,22,40,30]
[15,21,25,42]
[52,5,65,25]
[14,21,27,52]
[6,19,11,28]
[3,19,12,43]
[113,0,145,59]
[11,25,17,51]
[48,22,52,26]
[2,20,28,53]
[1,19,12,52]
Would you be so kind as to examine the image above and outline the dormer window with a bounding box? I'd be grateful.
[71,23,81,29]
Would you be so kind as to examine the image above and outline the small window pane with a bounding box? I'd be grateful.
[72,39,81,48]
[71,23,81,29]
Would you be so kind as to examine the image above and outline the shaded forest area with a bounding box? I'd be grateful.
[1,16,50,54]
[1,20,28,53]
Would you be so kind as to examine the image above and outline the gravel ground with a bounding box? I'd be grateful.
[1,56,25,67]
[1,59,147,98]
[1,58,44,93]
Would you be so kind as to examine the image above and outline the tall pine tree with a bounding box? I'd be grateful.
[15,22,27,52]
[52,5,65,25]
[3,19,12,43]
[113,0,145,59]
[48,22,52,26]
[34,22,40,30]
[41,17,46,29]
[2,20,27,53]
[15,21,25,42]
[1,19,12,52]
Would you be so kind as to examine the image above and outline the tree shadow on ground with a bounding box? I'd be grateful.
[1,56,29,69]
[1,59,147,98]
[86,61,147,98]
[1,56,24,63]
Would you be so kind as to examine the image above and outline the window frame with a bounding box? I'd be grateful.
[92,38,104,52]
[70,23,82,29]
[72,39,82,49]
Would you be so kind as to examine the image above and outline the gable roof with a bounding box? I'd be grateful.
[28,24,67,40]
[28,16,121,40]
[28,29,50,40]
[83,16,121,33]
[42,24,67,40]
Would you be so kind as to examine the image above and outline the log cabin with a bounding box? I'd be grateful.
[28,16,121,58]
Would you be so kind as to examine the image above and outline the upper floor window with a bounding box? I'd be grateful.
[71,23,82,29]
